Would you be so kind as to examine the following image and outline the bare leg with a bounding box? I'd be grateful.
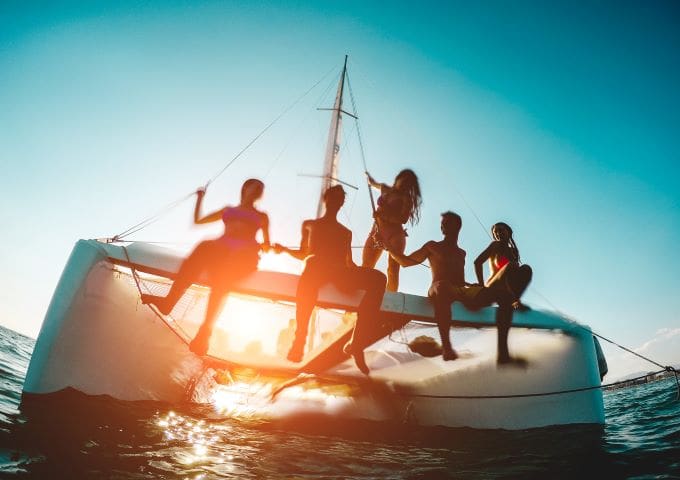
[343,268,387,374]
[496,304,511,362]
[288,267,321,363]
[189,287,227,356]
[142,241,216,315]
[385,232,406,292]
[508,264,533,311]
[496,303,527,367]
[361,232,383,269]
[429,282,458,361]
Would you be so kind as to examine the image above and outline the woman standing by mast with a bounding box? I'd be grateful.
[362,169,422,292]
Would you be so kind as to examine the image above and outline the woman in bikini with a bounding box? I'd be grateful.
[474,222,532,311]
[141,178,270,355]
[362,169,422,292]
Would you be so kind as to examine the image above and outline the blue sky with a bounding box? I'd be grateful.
[1,1,678,379]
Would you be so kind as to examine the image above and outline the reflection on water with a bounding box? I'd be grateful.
[8,381,680,479]
[2,326,680,478]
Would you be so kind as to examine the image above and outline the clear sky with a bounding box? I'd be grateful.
[1,0,678,380]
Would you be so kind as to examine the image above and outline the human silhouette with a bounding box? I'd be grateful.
[275,185,386,374]
[388,212,526,365]
[474,222,532,311]
[141,179,270,356]
[362,169,422,292]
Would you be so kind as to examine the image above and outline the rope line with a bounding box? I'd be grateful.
[590,330,668,371]
[120,245,192,346]
[204,65,338,189]
[110,65,337,242]
[397,368,674,399]
[111,192,195,242]
[345,70,376,215]
[262,71,338,180]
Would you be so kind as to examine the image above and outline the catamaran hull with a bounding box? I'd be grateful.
[22,240,605,429]
[22,240,202,402]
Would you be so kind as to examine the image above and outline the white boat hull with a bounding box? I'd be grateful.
[22,239,605,429]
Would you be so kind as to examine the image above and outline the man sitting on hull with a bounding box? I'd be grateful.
[274,185,387,374]
[387,211,526,365]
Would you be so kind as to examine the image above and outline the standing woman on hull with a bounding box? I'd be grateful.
[362,169,422,292]
[141,179,270,355]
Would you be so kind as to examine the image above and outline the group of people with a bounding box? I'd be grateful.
[141,169,532,374]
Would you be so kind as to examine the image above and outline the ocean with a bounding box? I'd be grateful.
[1,324,678,479]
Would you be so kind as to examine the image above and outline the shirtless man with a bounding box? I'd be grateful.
[274,185,387,374]
[388,211,522,364]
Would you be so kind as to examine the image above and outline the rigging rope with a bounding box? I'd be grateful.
[396,368,675,400]
[120,245,193,346]
[345,70,376,215]
[203,65,338,189]
[111,192,195,242]
[110,65,338,242]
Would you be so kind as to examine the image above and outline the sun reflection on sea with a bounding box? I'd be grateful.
[208,376,357,420]
[151,375,363,477]
[154,410,238,475]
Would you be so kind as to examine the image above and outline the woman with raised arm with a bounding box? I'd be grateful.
[141,178,270,355]
[474,222,532,311]
[362,168,422,292]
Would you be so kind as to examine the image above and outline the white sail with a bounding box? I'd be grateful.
[317,55,348,217]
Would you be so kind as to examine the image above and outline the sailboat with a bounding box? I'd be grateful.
[21,57,608,430]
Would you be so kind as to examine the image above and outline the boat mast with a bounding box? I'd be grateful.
[317,55,356,217]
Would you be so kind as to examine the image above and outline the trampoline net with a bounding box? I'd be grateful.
[114,266,356,369]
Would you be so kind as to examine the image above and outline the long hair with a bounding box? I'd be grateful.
[395,169,422,225]
[492,222,520,263]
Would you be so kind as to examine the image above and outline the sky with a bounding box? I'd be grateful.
[1,0,678,380]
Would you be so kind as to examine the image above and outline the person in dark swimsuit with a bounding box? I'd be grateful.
[471,222,532,365]
[362,169,422,292]
[387,212,525,365]
[141,179,270,356]
[474,222,532,311]
[274,185,386,375]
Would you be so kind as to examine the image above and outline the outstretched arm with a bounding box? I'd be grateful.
[365,172,389,192]
[274,221,310,260]
[474,242,497,285]
[193,189,225,224]
[387,242,431,268]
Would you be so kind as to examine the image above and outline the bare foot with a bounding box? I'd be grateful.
[141,294,172,315]
[497,356,528,368]
[442,349,459,361]
[351,350,370,375]
[287,346,304,363]
[512,301,530,312]
[189,335,209,356]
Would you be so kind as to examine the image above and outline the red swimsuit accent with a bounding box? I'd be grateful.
[494,255,510,271]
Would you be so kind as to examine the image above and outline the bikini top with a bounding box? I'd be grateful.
[492,243,519,270]
[376,189,409,225]
[221,206,263,242]
[493,256,510,271]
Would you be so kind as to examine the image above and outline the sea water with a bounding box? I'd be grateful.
[1,325,678,479]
